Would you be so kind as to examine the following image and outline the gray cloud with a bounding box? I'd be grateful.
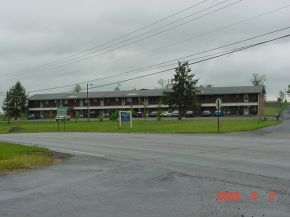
[0,0,290,103]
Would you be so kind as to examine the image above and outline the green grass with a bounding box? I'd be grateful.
[264,107,282,115]
[0,119,279,134]
[0,142,63,174]
[264,102,289,116]
[264,106,286,116]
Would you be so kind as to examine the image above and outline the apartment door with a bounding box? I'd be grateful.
[244,106,249,115]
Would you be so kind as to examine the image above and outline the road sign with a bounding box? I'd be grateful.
[216,98,222,110]
[119,111,132,128]
[57,107,67,116]
[215,98,222,132]
[120,111,130,122]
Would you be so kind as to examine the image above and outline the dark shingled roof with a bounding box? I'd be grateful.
[197,85,265,95]
[28,85,265,100]
[29,89,164,100]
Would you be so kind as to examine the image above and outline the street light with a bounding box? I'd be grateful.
[86,83,93,122]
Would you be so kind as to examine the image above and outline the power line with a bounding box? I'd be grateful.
[86,34,290,91]
[13,4,288,81]
[27,29,289,93]
[6,0,208,75]
[82,26,290,84]
[7,0,240,76]
[27,32,290,94]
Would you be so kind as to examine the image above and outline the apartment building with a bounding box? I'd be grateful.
[28,85,265,118]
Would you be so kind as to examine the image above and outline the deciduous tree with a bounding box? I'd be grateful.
[250,73,267,86]
[73,84,82,92]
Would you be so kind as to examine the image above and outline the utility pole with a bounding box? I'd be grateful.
[86,83,94,122]
[87,83,89,122]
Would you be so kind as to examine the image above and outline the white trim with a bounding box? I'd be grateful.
[29,104,168,111]
[46,147,104,157]
[201,102,258,107]
[29,107,57,111]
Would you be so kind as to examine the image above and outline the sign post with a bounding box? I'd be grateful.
[119,111,132,128]
[216,98,222,132]
[57,107,68,132]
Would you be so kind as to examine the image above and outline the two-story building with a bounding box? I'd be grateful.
[198,85,265,116]
[28,85,265,118]
[28,89,167,118]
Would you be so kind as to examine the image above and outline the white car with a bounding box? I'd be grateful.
[171,110,179,117]
[55,115,70,121]
[161,111,171,117]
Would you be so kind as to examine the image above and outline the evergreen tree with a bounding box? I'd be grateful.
[2,81,28,120]
[162,61,199,120]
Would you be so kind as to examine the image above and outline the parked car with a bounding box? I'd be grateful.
[214,110,224,117]
[28,114,42,119]
[28,114,35,119]
[202,110,212,117]
[136,111,143,117]
[171,110,179,117]
[161,111,171,117]
[185,110,194,117]
[55,115,70,121]
[149,111,158,117]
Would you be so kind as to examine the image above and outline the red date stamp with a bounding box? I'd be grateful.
[216,192,241,201]
[216,191,276,201]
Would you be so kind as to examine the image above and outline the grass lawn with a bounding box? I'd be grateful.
[0,118,279,134]
[264,102,289,115]
[0,142,67,175]
[264,106,283,116]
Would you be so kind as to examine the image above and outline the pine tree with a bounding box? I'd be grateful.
[162,61,199,120]
[2,81,28,120]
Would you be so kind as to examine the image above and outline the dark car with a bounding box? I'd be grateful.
[214,110,224,117]
[28,114,42,119]
[185,110,194,117]
[136,111,142,117]
[202,110,212,117]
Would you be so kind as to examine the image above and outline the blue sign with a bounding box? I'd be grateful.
[121,112,130,122]
[119,111,132,128]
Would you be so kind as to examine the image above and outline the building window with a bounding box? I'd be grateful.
[244,94,249,103]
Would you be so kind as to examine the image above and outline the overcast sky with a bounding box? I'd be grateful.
[1,0,290,103]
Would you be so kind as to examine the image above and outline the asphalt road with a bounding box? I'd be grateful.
[0,107,290,216]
